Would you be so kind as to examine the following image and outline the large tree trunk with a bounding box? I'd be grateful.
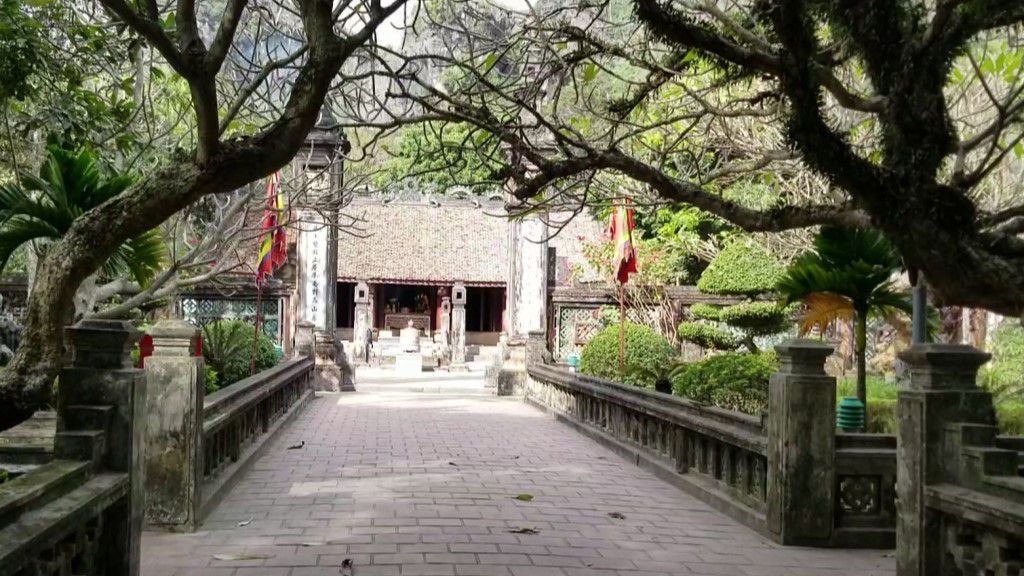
[855,312,867,410]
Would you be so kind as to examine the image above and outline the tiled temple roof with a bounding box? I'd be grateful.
[337,196,510,285]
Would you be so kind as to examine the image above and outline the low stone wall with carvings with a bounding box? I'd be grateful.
[524,337,900,548]
[0,320,145,576]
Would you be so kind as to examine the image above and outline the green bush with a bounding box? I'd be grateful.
[997,402,1024,436]
[672,352,778,414]
[677,322,739,350]
[204,365,220,395]
[836,375,899,433]
[579,322,677,390]
[981,320,1024,399]
[696,239,784,297]
[202,319,280,388]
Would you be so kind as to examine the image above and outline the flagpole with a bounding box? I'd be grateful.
[252,281,263,376]
[618,282,625,379]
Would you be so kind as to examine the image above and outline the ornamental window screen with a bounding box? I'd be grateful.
[178,297,283,343]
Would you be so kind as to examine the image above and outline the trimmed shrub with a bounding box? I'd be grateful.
[688,303,722,321]
[677,321,739,351]
[579,322,677,390]
[997,402,1024,436]
[696,239,784,297]
[718,302,789,335]
[202,319,280,388]
[672,352,778,414]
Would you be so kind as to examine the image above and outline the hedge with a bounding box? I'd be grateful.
[677,321,739,351]
[578,322,677,390]
[672,351,778,414]
[696,239,785,297]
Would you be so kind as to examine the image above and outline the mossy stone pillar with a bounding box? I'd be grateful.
[58,319,146,575]
[143,319,204,531]
[896,344,991,576]
[766,339,836,546]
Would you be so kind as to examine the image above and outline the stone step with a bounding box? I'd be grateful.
[948,422,1000,448]
[53,431,106,465]
[0,459,92,525]
[62,405,114,433]
[963,446,1020,477]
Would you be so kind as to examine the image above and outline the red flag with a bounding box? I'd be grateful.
[607,201,637,284]
[256,172,287,286]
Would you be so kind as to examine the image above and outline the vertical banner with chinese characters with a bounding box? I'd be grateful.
[299,212,331,331]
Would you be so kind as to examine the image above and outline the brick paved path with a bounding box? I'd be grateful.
[142,391,895,576]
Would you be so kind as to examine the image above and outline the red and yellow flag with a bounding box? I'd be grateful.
[255,172,287,286]
[607,200,637,284]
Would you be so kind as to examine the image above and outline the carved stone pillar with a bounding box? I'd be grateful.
[766,340,836,546]
[896,344,993,576]
[506,215,548,342]
[451,283,467,369]
[353,281,371,364]
[143,319,203,531]
[58,319,146,575]
[438,296,451,365]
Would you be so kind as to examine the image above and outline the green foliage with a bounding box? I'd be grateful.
[718,302,789,336]
[676,321,739,350]
[981,320,1024,399]
[374,122,503,191]
[201,320,279,388]
[578,322,677,389]
[0,146,164,283]
[672,352,778,415]
[996,402,1024,436]
[0,0,43,102]
[204,365,220,395]
[697,238,784,297]
[687,303,722,321]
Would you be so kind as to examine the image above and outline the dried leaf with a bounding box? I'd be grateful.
[288,441,305,450]
[799,293,854,336]
[236,517,253,527]
[507,527,540,535]
[607,512,626,520]
[514,494,534,502]
[213,553,273,561]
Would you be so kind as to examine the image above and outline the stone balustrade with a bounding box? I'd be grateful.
[143,320,314,530]
[0,319,144,575]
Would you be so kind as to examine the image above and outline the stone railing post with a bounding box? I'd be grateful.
[295,320,315,358]
[766,340,836,546]
[58,319,146,575]
[451,283,467,369]
[143,319,204,531]
[896,344,991,576]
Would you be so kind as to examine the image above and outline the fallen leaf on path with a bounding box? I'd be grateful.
[608,512,626,519]
[507,527,540,535]
[514,494,534,502]
[448,461,458,466]
[236,517,253,527]
[213,553,273,561]
[288,441,305,450]
[340,557,354,576]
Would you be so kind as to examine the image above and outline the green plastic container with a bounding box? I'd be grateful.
[837,396,866,431]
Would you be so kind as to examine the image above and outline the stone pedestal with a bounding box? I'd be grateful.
[766,340,836,546]
[395,352,424,373]
[295,320,315,358]
[506,216,548,341]
[143,319,204,531]
[450,283,467,370]
[896,344,992,576]
[58,319,146,575]
[313,329,353,391]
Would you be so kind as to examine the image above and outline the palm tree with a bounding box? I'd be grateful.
[0,147,164,300]
[778,226,911,408]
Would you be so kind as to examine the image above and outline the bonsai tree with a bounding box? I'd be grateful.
[678,238,788,353]
[778,226,911,407]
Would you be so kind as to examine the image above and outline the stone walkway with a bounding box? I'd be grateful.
[142,390,895,576]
